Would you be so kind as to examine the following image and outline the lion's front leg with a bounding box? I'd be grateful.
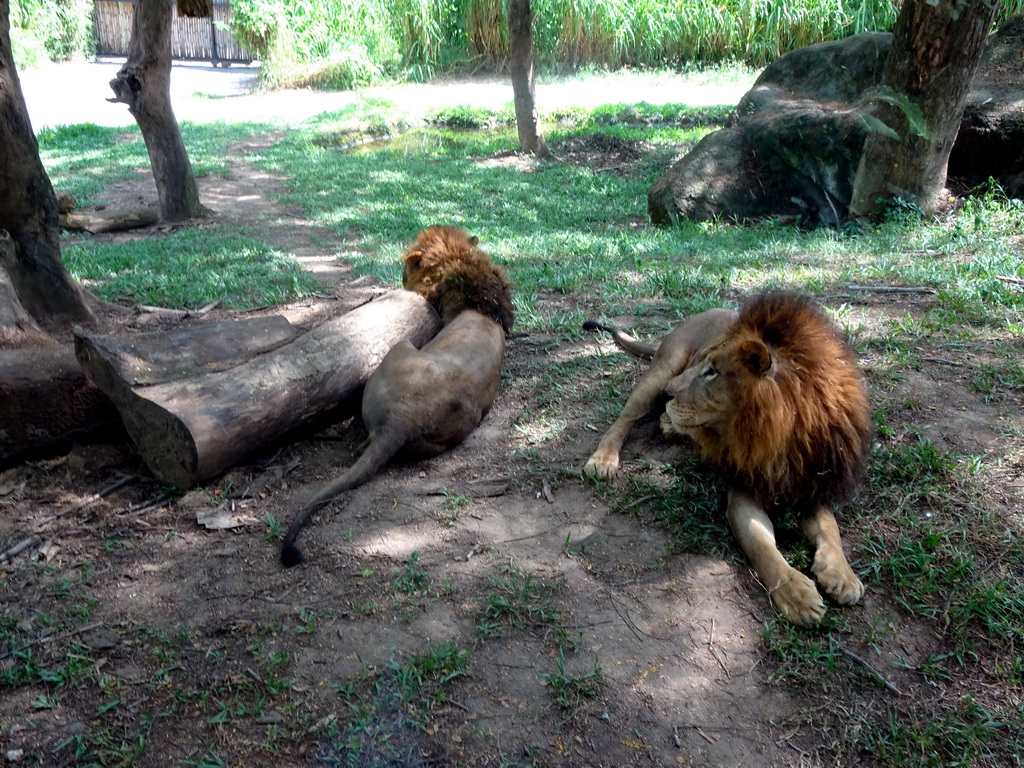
[584,367,674,479]
[801,506,864,606]
[726,490,826,626]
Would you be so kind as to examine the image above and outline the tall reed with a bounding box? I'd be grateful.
[230,0,1023,86]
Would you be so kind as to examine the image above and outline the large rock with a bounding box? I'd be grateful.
[649,18,1024,225]
[948,14,1024,197]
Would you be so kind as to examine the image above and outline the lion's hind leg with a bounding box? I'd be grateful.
[801,507,864,606]
[726,490,827,626]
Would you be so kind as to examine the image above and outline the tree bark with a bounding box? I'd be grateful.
[0,230,51,347]
[849,0,998,218]
[0,346,122,467]
[76,290,442,488]
[77,315,299,386]
[509,0,549,158]
[108,0,205,223]
[0,315,296,468]
[0,2,95,335]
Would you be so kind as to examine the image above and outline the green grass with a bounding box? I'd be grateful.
[476,561,562,638]
[541,652,604,711]
[39,121,271,209]
[62,226,320,310]
[393,550,432,595]
[258,110,1024,340]
[319,642,472,765]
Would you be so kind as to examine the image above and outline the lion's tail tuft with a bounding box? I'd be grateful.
[582,319,613,333]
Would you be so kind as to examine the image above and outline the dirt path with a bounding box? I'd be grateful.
[19,59,751,130]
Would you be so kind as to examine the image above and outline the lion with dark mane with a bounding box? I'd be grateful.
[281,225,514,567]
[586,293,871,625]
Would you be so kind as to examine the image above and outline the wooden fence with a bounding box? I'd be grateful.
[94,0,254,65]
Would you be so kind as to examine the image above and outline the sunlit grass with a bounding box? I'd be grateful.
[63,226,319,310]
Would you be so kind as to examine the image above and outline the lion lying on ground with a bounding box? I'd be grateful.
[280,225,514,566]
[584,293,871,625]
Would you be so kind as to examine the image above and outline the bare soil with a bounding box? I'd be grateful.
[1,115,1022,766]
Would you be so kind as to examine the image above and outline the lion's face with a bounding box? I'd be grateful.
[662,334,774,442]
[402,225,481,296]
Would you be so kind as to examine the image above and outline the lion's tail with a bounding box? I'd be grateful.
[582,319,656,360]
[280,426,403,567]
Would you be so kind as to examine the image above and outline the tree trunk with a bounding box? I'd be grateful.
[849,0,998,218]
[108,0,205,223]
[0,231,51,347]
[509,0,549,158]
[0,2,95,335]
[76,290,442,488]
[0,346,122,467]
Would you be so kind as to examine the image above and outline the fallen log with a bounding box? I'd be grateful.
[78,314,299,387]
[75,290,442,488]
[60,208,159,234]
[1,316,299,468]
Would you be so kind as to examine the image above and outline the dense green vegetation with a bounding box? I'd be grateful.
[12,0,1024,85]
[9,0,93,67]
[229,0,1024,87]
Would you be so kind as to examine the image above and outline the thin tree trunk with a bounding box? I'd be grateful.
[849,0,998,218]
[509,0,549,158]
[0,0,94,336]
[109,0,205,223]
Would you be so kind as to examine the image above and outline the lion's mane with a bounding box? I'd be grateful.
[695,292,871,513]
[403,225,515,333]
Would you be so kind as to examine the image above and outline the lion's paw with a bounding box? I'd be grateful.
[812,550,865,606]
[583,451,618,480]
[659,411,675,438]
[769,569,827,627]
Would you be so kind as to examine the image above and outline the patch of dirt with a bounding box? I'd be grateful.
[2,131,1022,768]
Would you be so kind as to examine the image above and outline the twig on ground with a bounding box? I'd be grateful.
[706,618,730,676]
[0,621,103,662]
[0,535,40,564]
[846,285,936,294]
[122,492,174,516]
[38,474,137,527]
[607,592,667,642]
[138,301,219,317]
[840,646,904,696]
[694,726,716,745]
[619,494,656,512]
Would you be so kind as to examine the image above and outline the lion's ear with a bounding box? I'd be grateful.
[737,338,772,376]
[469,236,479,247]
[404,249,423,267]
